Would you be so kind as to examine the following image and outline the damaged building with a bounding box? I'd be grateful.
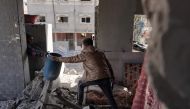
[0,0,190,109]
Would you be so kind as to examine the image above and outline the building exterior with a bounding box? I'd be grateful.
[26,0,97,50]
[26,0,96,33]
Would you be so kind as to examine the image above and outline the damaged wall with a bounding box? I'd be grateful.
[97,0,144,81]
[0,0,29,100]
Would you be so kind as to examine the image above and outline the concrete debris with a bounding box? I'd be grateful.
[0,73,44,109]
[51,87,80,109]
[21,74,44,100]
[15,74,44,109]
[50,85,132,109]
[52,87,77,103]
[0,100,15,109]
[86,85,132,109]
[16,101,36,109]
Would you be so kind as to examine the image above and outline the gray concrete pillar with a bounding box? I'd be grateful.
[0,0,29,100]
[143,0,190,108]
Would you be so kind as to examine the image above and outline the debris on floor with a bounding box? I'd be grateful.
[49,85,132,109]
[0,72,44,109]
[16,73,44,109]
[51,87,77,104]
[50,87,81,109]
[0,67,133,109]
[0,100,15,109]
[86,85,132,109]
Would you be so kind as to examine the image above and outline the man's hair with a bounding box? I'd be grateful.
[26,33,31,38]
[82,38,93,46]
[26,33,33,42]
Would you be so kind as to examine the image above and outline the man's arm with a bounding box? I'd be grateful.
[52,53,86,63]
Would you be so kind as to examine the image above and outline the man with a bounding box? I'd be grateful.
[26,33,47,80]
[26,33,46,57]
[50,38,118,109]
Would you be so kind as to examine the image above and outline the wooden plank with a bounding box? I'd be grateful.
[35,80,51,109]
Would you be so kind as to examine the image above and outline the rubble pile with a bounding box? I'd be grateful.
[52,87,77,103]
[0,74,44,109]
[50,87,78,109]
[16,74,44,109]
[86,85,132,109]
[0,100,15,109]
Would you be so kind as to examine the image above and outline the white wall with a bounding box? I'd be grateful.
[27,0,95,33]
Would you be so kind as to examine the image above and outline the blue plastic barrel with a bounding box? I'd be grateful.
[43,53,62,81]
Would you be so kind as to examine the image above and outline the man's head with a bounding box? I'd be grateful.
[82,38,93,48]
[26,33,34,44]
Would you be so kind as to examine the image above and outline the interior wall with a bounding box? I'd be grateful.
[0,0,29,100]
[97,0,144,82]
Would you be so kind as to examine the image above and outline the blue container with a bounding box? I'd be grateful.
[43,53,62,81]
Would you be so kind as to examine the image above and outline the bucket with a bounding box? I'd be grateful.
[43,53,62,81]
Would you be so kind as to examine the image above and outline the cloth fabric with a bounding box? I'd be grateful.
[78,78,118,109]
[144,83,162,109]
[131,62,162,109]
[57,46,113,82]
[131,65,147,109]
